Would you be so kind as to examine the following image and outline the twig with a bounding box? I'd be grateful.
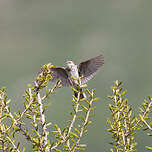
[50,142,60,151]
[133,97,152,130]
[71,91,94,152]
[17,88,34,122]
[141,116,152,131]
[67,92,80,136]
[0,91,7,152]
[50,91,81,151]
[5,89,37,145]
[6,135,20,152]
[36,81,49,151]
[42,80,60,101]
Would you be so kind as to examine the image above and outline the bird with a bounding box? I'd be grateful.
[51,55,104,99]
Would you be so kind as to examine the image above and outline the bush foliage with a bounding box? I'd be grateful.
[108,80,152,152]
[0,63,98,152]
[0,64,152,152]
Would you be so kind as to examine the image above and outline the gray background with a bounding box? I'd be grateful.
[0,0,152,151]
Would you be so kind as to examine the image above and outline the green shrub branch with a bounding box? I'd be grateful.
[0,63,98,152]
[108,80,152,152]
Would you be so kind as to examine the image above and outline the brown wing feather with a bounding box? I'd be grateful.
[78,55,104,84]
[51,67,71,87]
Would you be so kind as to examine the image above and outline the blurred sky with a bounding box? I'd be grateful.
[0,0,152,151]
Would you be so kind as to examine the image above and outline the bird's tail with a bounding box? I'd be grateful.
[74,88,86,99]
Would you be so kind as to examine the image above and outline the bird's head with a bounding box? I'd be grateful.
[66,61,75,69]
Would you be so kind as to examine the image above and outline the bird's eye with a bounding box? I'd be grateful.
[67,68,71,71]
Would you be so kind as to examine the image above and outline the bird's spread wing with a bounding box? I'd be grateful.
[78,55,104,84]
[51,67,71,87]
